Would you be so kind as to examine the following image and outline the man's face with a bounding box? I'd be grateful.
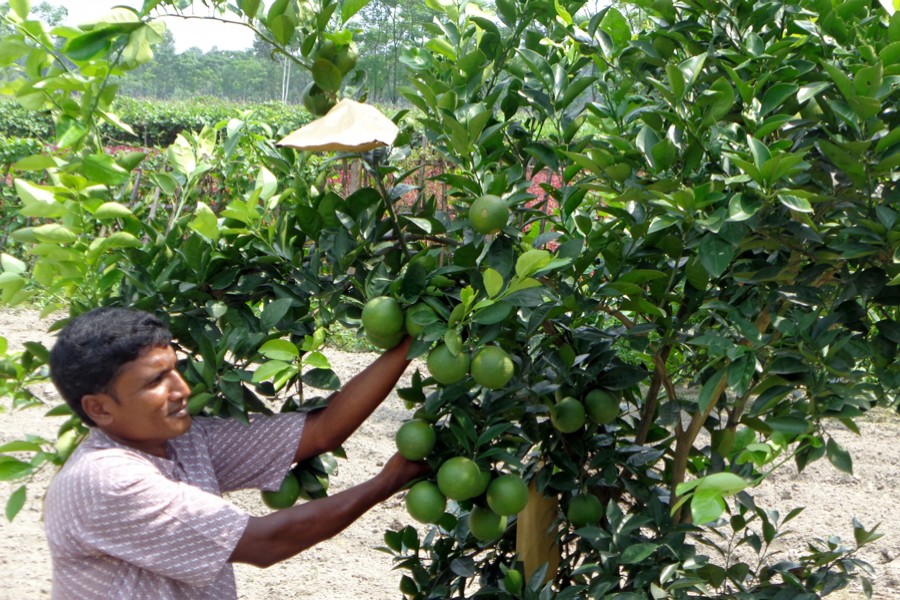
[93,345,193,457]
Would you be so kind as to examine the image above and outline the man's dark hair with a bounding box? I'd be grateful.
[49,307,173,426]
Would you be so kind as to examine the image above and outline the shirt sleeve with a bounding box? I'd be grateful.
[77,451,249,588]
[199,412,306,493]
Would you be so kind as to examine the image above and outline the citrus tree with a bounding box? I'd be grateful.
[1,0,898,598]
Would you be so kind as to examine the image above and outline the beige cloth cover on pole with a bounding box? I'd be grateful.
[276,99,399,152]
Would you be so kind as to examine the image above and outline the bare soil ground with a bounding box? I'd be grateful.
[1,308,898,599]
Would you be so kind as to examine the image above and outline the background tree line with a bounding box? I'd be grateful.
[0,0,432,104]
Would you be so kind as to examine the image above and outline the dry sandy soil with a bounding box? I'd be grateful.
[1,308,898,599]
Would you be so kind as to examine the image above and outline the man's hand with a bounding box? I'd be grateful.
[229,451,429,568]
[378,452,432,493]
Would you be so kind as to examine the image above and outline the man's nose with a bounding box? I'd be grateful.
[169,370,191,397]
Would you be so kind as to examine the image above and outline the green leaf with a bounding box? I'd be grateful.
[472,301,513,325]
[0,457,32,481]
[341,0,369,22]
[66,28,118,61]
[260,297,293,330]
[515,250,551,278]
[619,543,658,564]
[699,235,734,278]
[691,490,726,524]
[94,202,133,220]
[5,485,26,521]
[82,154,130,186]
[267,14,295,46]
[15,179,64,218]
[302,368,341,390]
[251,360,291,383]
[302,351,331,369]
[259,339,299,361]
[697,366,727,413]
[599,7,631,47]
[483,268,504,298]
[1,253,26,274]
[190,202,220,242]
[777,192,813,213]
[826,438,853,474]
[821,62,855,102]
[32,224,77,244]
[697,472,749,494]
[0,38,31,65]
[0,440,42,453]
[102,232,142,249]
[760,83,798,116]
[10,0,29,19]
[748,137,771,169]
[312,57,343,93]
[237,0,261,18]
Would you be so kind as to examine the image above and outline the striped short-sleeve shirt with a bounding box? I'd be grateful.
[44,413,306,600]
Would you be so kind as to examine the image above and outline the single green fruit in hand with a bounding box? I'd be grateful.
[366,329,404,350]
[405,481,446,524]
[567,493,603,528]
[551,397,585,433]
[427,344,470,385]
[362,296,405,339]
[405,303,438,337]
[261,472,301,509]
[468,505,507,542]
[395,419,436,460]
[486,474,529,516]
[584,389,620,425]
[469,194,509,235]
[437,456,482,500]
[471,346,514,390]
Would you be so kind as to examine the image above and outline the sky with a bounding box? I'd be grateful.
[46,1,255,53]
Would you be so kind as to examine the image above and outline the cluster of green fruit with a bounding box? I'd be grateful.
[303,38,358,116]
[360,295,438,349]
[395,419,529,542]
[550,389,620,433]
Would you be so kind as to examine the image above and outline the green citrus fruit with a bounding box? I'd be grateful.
[316,39,337,61]
[302,82,335,116]
[437,456,482,501]
[504,569,524,595]
[405,481,447,524]
[366,329,404,349]
[468,505,507,541]
[334,42,358,74]
[584,389,620,425]
[551,397,586,433]
[362,296,405,339]
[395,419,436,461]
[261,472,301,509]
[471,346,515,390]
[474,467,491,497]
[469,194,509,235]
[405,303,438,336]
[486,474,529,516]
[426,344,470,385]
[567,493,603,528]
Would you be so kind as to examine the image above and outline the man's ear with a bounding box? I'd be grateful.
[82,393,116,426]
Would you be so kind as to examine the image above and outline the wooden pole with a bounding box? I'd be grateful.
[515,482,560,585]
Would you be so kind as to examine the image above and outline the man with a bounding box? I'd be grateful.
[44,307,427,599]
